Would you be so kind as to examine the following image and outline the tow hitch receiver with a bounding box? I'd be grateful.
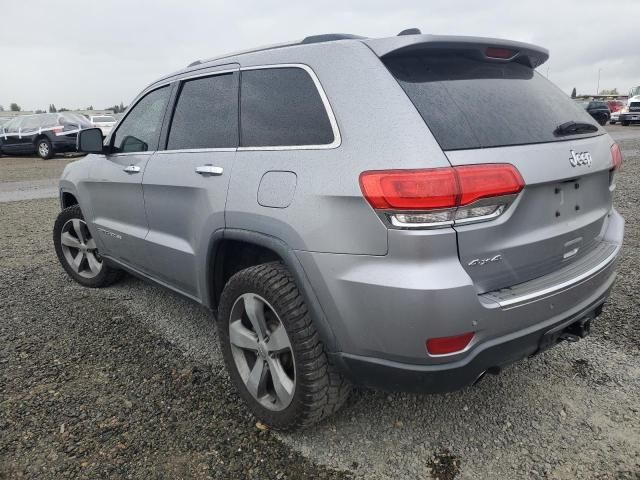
[536,314,594,355]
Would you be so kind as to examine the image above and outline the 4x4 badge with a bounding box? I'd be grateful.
[569,150,592,168]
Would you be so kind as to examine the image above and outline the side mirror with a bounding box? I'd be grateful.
[77,128,104,154]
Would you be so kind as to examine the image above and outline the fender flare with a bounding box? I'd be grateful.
[205,228,339,352]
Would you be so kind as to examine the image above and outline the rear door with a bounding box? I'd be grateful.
[384,50,615,292]
[85,85,172,270]
[140,66,239,299]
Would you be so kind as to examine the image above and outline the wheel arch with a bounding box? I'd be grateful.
[60,190,79,209]
[205,229,338,352]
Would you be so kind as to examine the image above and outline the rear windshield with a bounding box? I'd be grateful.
[384,54,603,150]
[629,102,640,110]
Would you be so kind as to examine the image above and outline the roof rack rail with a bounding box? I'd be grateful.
[398,28,422,36]
[187,60,202,67]
[301,33,366,44]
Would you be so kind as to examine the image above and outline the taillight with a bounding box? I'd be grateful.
[610,143,622,171]
[426,332,475,356]
[359,164,524,228]
[609,143,623,189]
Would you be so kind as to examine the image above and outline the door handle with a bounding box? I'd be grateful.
[195,165,224,176]
[123,165,141,174]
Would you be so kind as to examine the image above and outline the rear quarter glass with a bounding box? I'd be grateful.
[384,53,603,150]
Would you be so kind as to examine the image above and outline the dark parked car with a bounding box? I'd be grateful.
[0,113,91,159]
[576,100,610,126]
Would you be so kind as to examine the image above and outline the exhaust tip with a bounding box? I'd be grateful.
[473,367,501,386]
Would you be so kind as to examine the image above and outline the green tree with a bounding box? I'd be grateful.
[35,109,45,114]
[49,104,57,113]
[58,107,69,112]
[599,88,619,95]
[571,87,577,98]
[0,105,4,111]
[9,103,21,112]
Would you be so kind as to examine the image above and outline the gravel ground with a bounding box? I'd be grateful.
[1,126,639,479]
[0,155,79,183]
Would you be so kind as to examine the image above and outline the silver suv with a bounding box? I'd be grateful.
[54,31,625,430]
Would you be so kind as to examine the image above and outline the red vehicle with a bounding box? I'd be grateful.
[607,100,626,113]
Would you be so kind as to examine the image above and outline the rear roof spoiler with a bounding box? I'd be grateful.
[364,34,549,69]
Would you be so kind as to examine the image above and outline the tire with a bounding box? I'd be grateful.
[609,120,616,125]
[36,137,54,160]
[53,205,123,288]
[597,116,608,126]
[622,121,630,127]
[217,262,351,431]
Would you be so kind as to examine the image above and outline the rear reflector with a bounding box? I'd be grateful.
[359,164,524,211]
[426,332,475,355]
[485,47,515,59]
[611,143,622,171]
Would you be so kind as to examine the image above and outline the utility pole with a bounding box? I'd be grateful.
[596,68,601,95]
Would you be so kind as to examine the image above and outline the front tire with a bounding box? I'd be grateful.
[218,262,351,431]
[53,205,123,288]
[36,137,54,160]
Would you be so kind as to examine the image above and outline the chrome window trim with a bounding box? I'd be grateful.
[491,244,620,308]
[237,63,342,151]
[108,151,155,158]
[156,147,236,155]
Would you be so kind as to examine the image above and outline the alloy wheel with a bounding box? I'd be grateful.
[38,142,49,157]
[60,218,102,279]
[228,293,296,411]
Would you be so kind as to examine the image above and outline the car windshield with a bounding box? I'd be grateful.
[58,113,92,128]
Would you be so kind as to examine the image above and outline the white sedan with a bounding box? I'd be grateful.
[610,108,627,125]
[89,115,117,136]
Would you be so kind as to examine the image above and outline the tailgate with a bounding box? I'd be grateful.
[447,135,614,292]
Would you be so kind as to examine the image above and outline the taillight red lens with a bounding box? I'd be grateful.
[426,332,475,355]
[359,164,524,211]
[611,143,622,171]
[456,164,525,206]
[485,47,515,59]
[359,168,458,210]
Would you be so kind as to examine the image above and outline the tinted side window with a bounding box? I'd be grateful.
[167,73,238,150]
[112,86,170,153]
[240,68,334,147]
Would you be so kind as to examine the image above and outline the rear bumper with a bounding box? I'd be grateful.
[297,209,623,391]
[330,295,608,393]
[620,114,640,124]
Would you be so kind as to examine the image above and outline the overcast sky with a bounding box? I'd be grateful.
[1,0,638,111]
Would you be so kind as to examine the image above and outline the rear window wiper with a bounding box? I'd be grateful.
[554,121,598,137]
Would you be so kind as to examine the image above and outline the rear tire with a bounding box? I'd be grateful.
[36,137,54,160]
[622,121,630,127]
[53,205,123,288]
[217,262,351,431]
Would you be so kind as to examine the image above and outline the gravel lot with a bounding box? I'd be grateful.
[1,127,639,479]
